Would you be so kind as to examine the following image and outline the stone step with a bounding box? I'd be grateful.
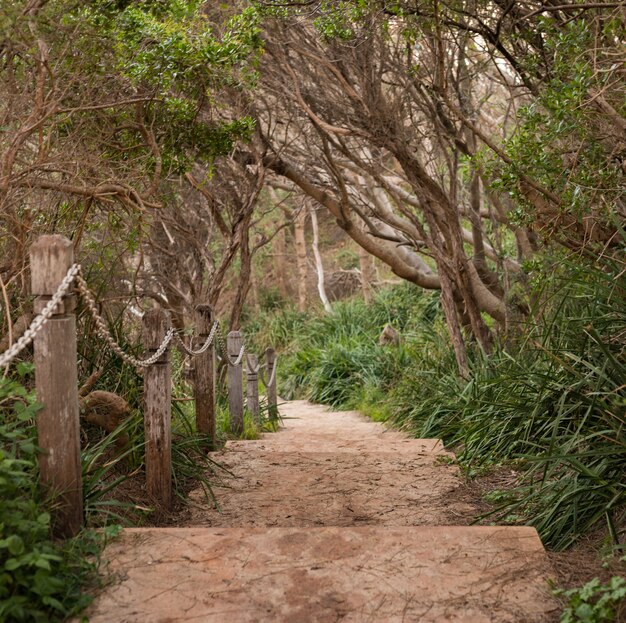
[186,450,473,528]
[225,437,445,454]
[81,526,556,623]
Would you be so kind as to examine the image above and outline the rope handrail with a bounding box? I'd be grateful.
[246,354,261,374]
[76,274,175,369]
[259,355,278,389]
[0,263,81,368]
[231,344,246,367]
[2,266,269,375]
[172,322,218,357]
[4,234,280,534]
[216,325,246,367]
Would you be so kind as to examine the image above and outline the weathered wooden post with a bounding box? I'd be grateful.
[265,347,278,420]
[142,308,172,510]
[193,305,216,449]
[31,235,82,538]
[246,354,260,425]
[227,331,244,435]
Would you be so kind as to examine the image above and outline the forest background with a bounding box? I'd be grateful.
[0,0,624,621]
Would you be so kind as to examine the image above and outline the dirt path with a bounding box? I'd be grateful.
[183,400,477,528]
[81,400,557,622]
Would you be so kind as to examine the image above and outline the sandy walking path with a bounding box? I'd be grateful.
[183,400,476,528]
[81,400,557,622]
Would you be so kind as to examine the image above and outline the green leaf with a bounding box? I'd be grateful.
[36,512,51,526]
[6,535,24,556]
[5,557,23,571]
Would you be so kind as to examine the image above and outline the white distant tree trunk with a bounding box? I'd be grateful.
[294,205,308,312]
[310,206,332,313]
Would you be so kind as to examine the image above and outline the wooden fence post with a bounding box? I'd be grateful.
[193,305,216,449]
[246,354,260,425]
[142,308,172,510]
[227,331,244,435]
[265,347,278,420]
[31,235,82,538]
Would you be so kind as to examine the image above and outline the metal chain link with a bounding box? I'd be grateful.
[172,322,218,357]
[76,274,174,368]
[0,264,81,368]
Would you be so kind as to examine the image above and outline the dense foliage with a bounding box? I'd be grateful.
[1,2,264,617]
[0,371,102,622]
[1,0,625,617]
[252,255,626,551]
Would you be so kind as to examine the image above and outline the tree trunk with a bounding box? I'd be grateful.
[249,270,260,313]
[268,187,290,300]
[274,221,289,299]
[310,206,332,312]
[439,270,470,379]
[230,215,253,330]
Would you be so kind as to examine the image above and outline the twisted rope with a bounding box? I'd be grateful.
[245,354,261,374]
[76,274,175,368]
[0,264,81,368]
[1,264,265,377]
[172,322,218,357]
[216,325,246,367]
[231,344,245,367]
[259,356,278,388]
[216,325,228,360]
[267,356,278,388]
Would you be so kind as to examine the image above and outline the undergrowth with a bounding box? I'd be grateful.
[249,255,626,553]
[555,576,626,623]
[1,310,246,620]
[0,368,113,622]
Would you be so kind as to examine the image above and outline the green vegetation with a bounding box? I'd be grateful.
[251,253,625,552]
[556,576,626,623]
[0,370,109,622]
[0,330,265,620]
[1,0,625,618]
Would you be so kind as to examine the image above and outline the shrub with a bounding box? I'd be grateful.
[0,371,98,622]
[556,576,626,623]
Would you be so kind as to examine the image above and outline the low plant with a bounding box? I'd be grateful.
[0,370,105,622]
[254,260,626,549]
[555,576,626,623]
